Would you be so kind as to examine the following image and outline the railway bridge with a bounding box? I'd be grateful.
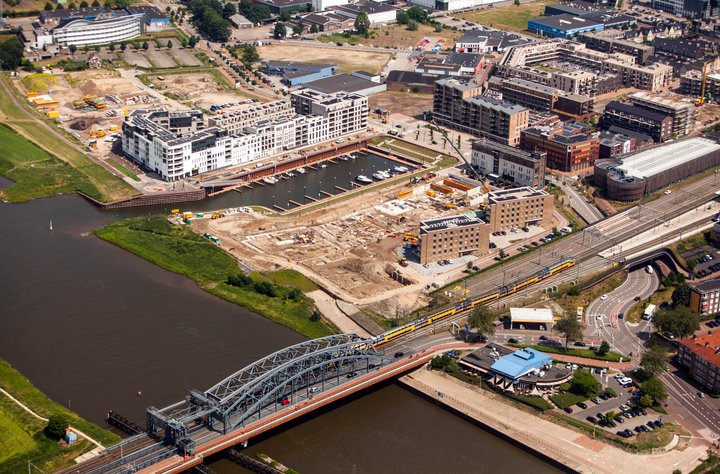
[63,335,468,474]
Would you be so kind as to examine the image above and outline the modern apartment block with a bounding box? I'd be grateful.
[602,101,673,142]
[498,40,673,93]
[471,139,546,188]
[677,333,720,394]
[418,214,490,264]
[122,90,368,181]
[689,279,720,316]
[208,101,295,134]
[628,91,694,137]
[578,30,654,65]
[487,187,554,232]
[519,122,599,172]
[433,79,529,145]
[489,77,594,118]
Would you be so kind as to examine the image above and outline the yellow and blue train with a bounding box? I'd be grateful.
[372,258,576,347]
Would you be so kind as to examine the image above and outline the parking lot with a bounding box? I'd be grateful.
[683,244,720,279]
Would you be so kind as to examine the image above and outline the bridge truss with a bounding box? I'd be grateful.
[147,334,393,450]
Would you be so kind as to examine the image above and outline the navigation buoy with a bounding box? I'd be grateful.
[137,391,142,396]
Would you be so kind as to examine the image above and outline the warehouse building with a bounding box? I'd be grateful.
[261,60,337,86]
[527,15,604,38]
[302,73,387,96]
[455,29,528,53]
[487,187,554,232]
[416,52,484,77]
[594,138,720,201]
[332,1,398,24]
[471,139,546,188]
[418,214,489,264]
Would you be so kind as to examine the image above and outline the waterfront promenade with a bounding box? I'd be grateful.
[400,369,706,474]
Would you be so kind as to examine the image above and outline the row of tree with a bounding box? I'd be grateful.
[190,0,232,43]
[44,0,130,10]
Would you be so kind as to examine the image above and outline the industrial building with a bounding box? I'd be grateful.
[122,90,368,181]
[601,101,673,143]
[455,29,529,53]
[459,344,571,393]
[689,279,720,316]
[409,0,504,12]
[433,79,529,146]
[471,140,546,188]
[418,214,489,264]
[332,1,398,24]
[519,122,599,172]
[594,138,720,201]
[416,52,485,77]
[487,187,554,232]
[260,60,337,86]
[527,14,604,38]
[677,333,720,395]
[510,307,554,330]
[385,71,441,94]
[302,73,386,96]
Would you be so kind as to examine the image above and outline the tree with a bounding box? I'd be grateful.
[108,42,115,52]
[310,309,321,322]
[222,1,236,18]
[354,11,370,37]
[142,41,149,51]
[396,10,409,24]
[44,415,68,440]
[92,0,100,6]
[292,21,304,36]
[467,306,496,338]
[672,283,691,307]
[279,9,291,21]
[641,377,668,404]
[514,0,521,4]
[273,21,286,39]
[104,0,114,7]
[641,344,668,376]
[310,23,319,33]
[68,44,77,55]
[239,44,259,68]
[498,249,507,260]
[434,23,442,33]
[570,369,600,397]
[44,1,53,10]
[604,410,616,424]
[120,42,127,51]
[167,40,173,49]
[79,0,88,7]
[407,19,418,31]
[654,306,701,339]
[567,285,580,296]
[406,6,428,23]
[554,314,581,348]
[598,340,610,356]
[114,0,130,7]
[68,1,77,8]
[188,36,197,48]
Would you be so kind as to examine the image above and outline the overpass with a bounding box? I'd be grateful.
[62,336,472,474]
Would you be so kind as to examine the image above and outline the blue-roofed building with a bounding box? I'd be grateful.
[261,60,337,86]
[528,14,604,38]
[490,347,552,379]
[459,344,570,394]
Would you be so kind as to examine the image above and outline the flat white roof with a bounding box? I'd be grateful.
[618,138,720,179]
[510,307,554,323]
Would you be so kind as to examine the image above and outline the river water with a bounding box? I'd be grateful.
[0,189,559,473]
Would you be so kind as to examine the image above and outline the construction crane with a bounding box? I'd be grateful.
[430,118,485,185]
[698,59,715,106]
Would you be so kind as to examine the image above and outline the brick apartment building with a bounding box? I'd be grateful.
[487,187,554,232]
[418,214,490,264]
[677,332,720,393]
[519,122,599,172]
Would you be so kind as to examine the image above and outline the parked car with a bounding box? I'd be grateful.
[564,407,573,414]
[574,341,587,347]
[591,397,601,404]
[577,402,588,409]
[508,338,519,344]
[587,416,597,424]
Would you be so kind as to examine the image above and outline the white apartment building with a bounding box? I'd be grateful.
[122,90,368,181]
[208,100,294,134]
[51,14,145,46]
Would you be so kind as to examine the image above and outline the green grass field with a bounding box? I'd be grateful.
[0,75,137,203]
[511,344,625,363]
[0,124,103,202]
[0,360,120,473]
[95,217,337,338]
[457,0,554,32]
[550,392,587,409]
[109,159,141,181]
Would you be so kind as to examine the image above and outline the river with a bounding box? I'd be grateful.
[0,192,559,474]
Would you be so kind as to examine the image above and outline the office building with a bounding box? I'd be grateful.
[651,0,715,19]
[487,187,554,232]
[520,122,599,172]
[602,101,673,142]
[418,214,490,264]
[471,139,546,188]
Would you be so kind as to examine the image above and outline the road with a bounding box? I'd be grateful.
[557,177,604,224]
[585,268,659,357]
[661,365,720,439]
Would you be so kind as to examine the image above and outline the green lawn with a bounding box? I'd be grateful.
[95,217,337,338]
[0,124,104,202]
[0,75,137,202]
[0,360,120,473]
[456,0,554,32]
[265,269,319,293]
[550,392,587,409]
[511,344,625,363]
[109,159,141,181]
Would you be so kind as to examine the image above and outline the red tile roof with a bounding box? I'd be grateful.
[679,332,720,367]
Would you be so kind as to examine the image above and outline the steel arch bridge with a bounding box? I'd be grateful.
[147,334,392,448]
